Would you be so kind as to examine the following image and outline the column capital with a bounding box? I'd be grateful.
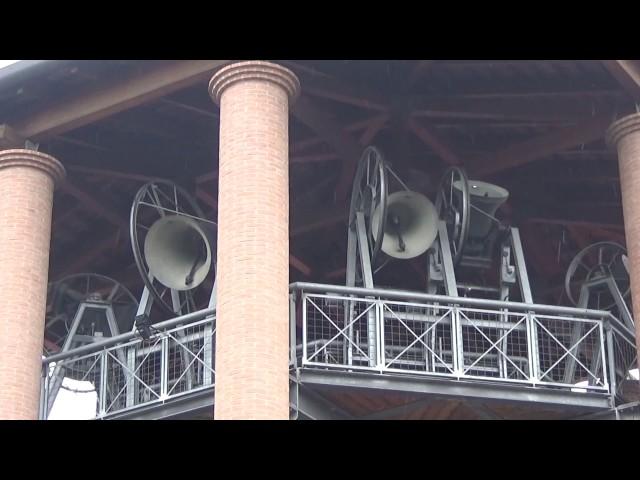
[606,112,640,149]
[0,149,65,186]
[208,61,300,106]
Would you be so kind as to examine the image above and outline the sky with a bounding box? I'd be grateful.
[45,360,99,420]
[48,378,98,420]
[0,60,20,69]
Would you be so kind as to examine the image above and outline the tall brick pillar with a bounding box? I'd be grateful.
[209,61,300,419]
[0,149,65,419]
[607,113,640,363]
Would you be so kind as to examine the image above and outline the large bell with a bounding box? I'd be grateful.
[144,215,213,291]
[455,179,509,240]
[372,191,438,260]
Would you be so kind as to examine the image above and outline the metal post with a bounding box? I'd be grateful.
[355,212,374,288]
[289,293,297,368]
[160,335,168,399]
[527,313,540,383]
[345,218,358,288]
[302,293,308,365]
[203,321,214,385]
[451,307,461,376]
[355,212,377,366]
[171,289,194,391]
[564,285,591,384]
[437,221,459,297]
[134,285,154,329]
[47,303,87,413]
[511,227,533,304]
[208,278,217,309]
[606,327,617,407]
[39,366,47,420]
[377,300,384,371]
[605,276,635,331]
[563,322,583,385]
[598,321,608,391]
[125,346,136,408]
[525,312,536,383]
[498,309,509,379]
[99,350,107,418]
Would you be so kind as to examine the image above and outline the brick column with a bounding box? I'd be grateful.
[607,113,640,363]
[209,61,300,419]
[0,149,65,419]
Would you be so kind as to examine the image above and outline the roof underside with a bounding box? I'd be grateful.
[0,59,633,310]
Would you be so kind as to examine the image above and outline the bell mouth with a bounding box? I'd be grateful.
[371,191,438,260]
[454,179,509,200]
[144,215,212,291]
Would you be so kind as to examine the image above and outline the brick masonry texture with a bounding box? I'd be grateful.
[607,113,640,364]
[209,62,300,419]
[0,149,65,419]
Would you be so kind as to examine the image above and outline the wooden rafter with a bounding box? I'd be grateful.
[196,171,218,185]
[292,96,363,161]
[291,209,347,237]
[65,164,167,183]
[472,114,616,177]
[291,114,391,154]
[334,113,389,203]
[407,60,436,87]
[408,95,621,123]
[290,153,340,165]
[0,124,25,148]
[289,254,313,277]
[10,60,231,140]
[300,73,389,112]
[60,181,128,231]
[601,60,640,101]
[407,117,462,166]
[526,217,624,231]
[195,188,218,211]
[54,230,121,280]
[159,98,219,119]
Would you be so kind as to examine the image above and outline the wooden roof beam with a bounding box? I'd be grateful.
[408,95,620,123]
[60,181,128,231]
[292,96,370,203]
[291,114,392,154]
[195,188,218,211]
[333,113,389,203]
[407,117,462,166]
[525,217,624,231]
[601,60,640,102]
[65,164,169,183]
[407,61,436,87]
[53,230,121,280]
[292,96,364,161]
[291,209,347,237]
[289,254,313,277]
[11,60,231,141]
[472,114,616,177]
[299,73,389,112]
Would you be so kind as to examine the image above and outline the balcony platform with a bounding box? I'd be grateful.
[292,367,612,420]
[40,283,637,420]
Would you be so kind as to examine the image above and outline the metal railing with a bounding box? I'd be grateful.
[39,282,638,418]
[40,310,215,420]
[290,283,638,402]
